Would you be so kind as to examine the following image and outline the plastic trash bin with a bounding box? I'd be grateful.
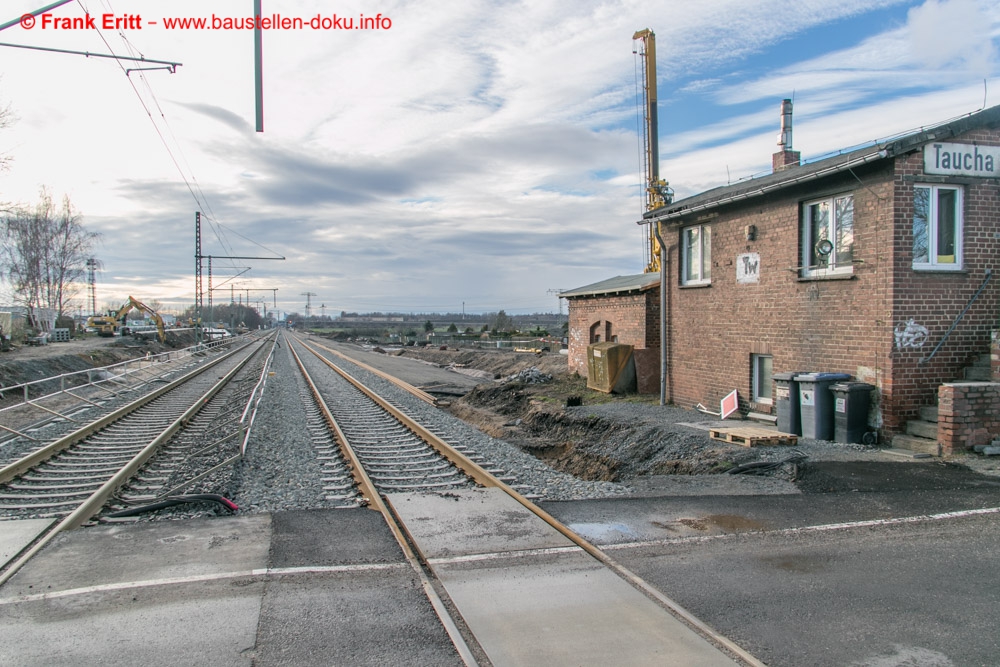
[797,372,851,440]
[773,372,804,436]
[830,382,875,444]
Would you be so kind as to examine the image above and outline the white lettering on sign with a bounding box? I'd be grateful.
[736,252,760,284]
[924,142,999,177]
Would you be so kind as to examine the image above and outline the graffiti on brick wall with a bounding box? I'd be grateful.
[894,318,929,348]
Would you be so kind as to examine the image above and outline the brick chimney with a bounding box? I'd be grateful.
[772,98,800,172]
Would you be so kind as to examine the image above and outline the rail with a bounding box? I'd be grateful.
[0,335,266,587]
[292,333,763,666]
[0,332,249,409]
[154,331,279,498]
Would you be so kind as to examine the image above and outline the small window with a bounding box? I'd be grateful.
[801,193,853,277]
[913,184,962,270]
[589,322,601,344]
[752,354,773,405]
[681,224,711,285]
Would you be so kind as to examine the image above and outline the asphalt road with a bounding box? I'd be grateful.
[543,487,1000,667]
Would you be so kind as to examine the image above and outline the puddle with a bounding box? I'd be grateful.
[567,521,641,542]
[759,554,828,574]
[653,514,766,534]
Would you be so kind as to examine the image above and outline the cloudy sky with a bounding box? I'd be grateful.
[1,0,998,316]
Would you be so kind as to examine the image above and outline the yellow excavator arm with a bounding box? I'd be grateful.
[115,296,166,343]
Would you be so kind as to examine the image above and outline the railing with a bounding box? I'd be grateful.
[0,333,247,413]
[920,268,993,365]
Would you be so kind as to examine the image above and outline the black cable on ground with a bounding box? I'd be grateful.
[104,494,238,518]
[727,449,808,475]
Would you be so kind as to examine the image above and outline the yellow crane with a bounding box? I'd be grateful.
[114,296,166,343]
[633,29,674,273]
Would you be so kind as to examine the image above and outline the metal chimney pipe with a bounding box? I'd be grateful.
[778,98,793,149]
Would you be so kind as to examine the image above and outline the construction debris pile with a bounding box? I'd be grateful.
[501,366,553,385]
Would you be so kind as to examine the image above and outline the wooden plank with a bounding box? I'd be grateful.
[709,427,798,448]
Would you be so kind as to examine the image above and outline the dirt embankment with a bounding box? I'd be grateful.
[0,331,197,396]
[393,346,759,482]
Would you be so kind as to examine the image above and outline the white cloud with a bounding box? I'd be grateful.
[1,0,998,314]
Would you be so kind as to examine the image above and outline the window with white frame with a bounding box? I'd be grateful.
[801,193,854,277]
[752,354,773,405]
[681,224,711,285]
[913,184,962,270]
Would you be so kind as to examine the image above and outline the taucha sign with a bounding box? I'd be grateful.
[924,142,999,177]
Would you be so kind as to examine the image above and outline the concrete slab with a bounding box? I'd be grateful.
[0,514,271,599]
[387,487,575,558]
[255,569,463,667]
[390,488,738,666]
[0,519,53,570]
[0,579,263,667]
[435,550,737,666]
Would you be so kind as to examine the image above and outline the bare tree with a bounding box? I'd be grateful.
[0,100,13,173]
[0,189,100,324]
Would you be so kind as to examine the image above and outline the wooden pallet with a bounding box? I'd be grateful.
[709,426,798,447]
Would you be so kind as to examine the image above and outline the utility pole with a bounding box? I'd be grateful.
[547,289,567,316]
[195,211,284,343]
[301,292,317,319]
[254,0,264,132]
[86,258,99,316]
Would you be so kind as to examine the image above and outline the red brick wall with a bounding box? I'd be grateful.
[566,290,658,376]
[566,124,1000,438]
[937,382,1000,454]
[888,129,1000,433]
[992,330,1000,380]
[662,162,894,422]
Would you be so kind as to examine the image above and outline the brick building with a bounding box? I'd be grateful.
[565,102,1000,446]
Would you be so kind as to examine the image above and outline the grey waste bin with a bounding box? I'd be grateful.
[830,382,874,444]
[773,372,804,436]
[798,372,851,440]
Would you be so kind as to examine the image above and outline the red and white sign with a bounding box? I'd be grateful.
[720,390,739,419]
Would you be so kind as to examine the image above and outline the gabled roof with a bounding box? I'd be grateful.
[561,273,660,299]
[643,104,1000,224]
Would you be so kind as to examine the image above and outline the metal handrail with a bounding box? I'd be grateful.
[920,268,993,364]
[0,333,247,410]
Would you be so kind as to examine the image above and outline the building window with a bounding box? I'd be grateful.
[589,321,601,343]
[752,354,773,405]
[801,193,853,277]
[913,184,962,270]
[681,224,711,285]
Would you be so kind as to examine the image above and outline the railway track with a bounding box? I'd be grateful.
[0,337,239,462]
[1,330,761,664]
[285,333,762,666]
[0,332,277,585]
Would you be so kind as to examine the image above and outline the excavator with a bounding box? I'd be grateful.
[86,313,119,337]
[113,296,166,343]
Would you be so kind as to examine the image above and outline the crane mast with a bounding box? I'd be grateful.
[633,29,673,273]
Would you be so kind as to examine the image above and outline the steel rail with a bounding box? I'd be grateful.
[305,338,440,406]
[0,337,267,588]
[294,333,764,666]
[0,340,255,486]
[287,335,479,666]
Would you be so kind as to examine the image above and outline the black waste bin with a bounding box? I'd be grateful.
[773,372,804,436]
[830,382,875,444]
[797,372,851,440]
